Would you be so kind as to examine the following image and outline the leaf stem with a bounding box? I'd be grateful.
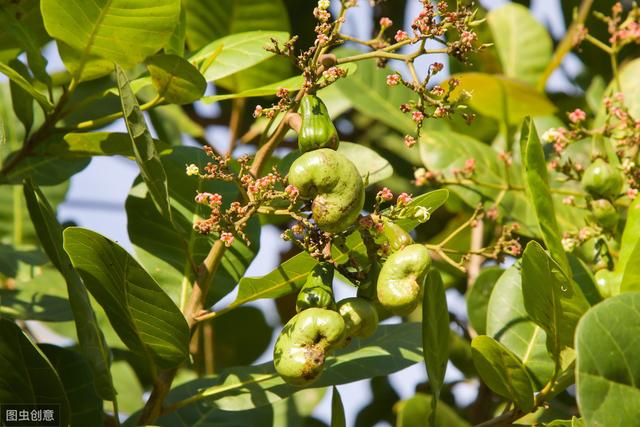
[71,95,163,131]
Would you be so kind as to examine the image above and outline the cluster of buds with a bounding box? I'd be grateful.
[189,148,300,246]
[390,72,472,145]
[252,87,293,119]
[562,226,601,252]
[492,223,522,258]
[282,221,334,261]
[600,2,640,48]
[413,167,440,186]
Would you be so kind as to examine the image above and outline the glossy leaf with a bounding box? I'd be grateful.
[156,323,422,415]
[449,73,556,124]
[576,293,640,426]
[466,266,503,335]
[520,117,570,276]
[57,40,114,82]
[334,55,417,134]
[63,227,190,369]
[617,196,640,280]
[338,142,393,185]
[0,318,70,426]
[41,0,180,68]
[8,60,34,134]
[471,335,535,412]
[331,386,346,427]
[486,266,554,388]
[422,270,449,406]
[23,180,115,399]
[487,3,552,85]
[146,54,207,104]
[1,153,90,185]
[185,0,290,49]
[212,307,273,371]
[620,241,640,293]
[396,393,470,427]
[521,241,589,359]
[40,344,103,427]
[231,252,318,309]
[126,147,259,306]
[117,64,172,222]
[393,188,449,231]
[0,61,52,111]
[190,31,289,82]
[35,132,171,158]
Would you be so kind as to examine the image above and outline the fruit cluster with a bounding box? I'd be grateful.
[273,95,432,385]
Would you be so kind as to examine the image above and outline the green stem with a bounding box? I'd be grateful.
[72,95,163,130]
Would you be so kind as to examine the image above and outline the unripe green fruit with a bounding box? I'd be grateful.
[273,308,345,386]
[377,244,431,315]
[288,149,365,233]
[296,262,336,312]
[382,220,413,253]
[591,199,619,230]
[594,269,622,299]
[581,158,624,200]
[335,297,379,347]
[298,95,339,152]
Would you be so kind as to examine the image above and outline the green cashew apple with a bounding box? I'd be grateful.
[382,220,414,253]
[591,199,619,230]
[298,94,339,152]
[581,158,624,200]
[288,149,365,233]
[335,297,379,347]
[377,244,431,315]
[273,308,345,386]
[296,262,336,312]
[594,269,622,299]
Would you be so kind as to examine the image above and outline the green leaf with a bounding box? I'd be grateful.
[40,344,103,427]
[8,59,34,134]
[393,189,449,231]
[23,180,115,399]
[547,417,584,427]
[471,335,535,412]
[331,386,346,427]
[212,307,273,371]
[0,8,50,86]
[126,147,259,306]
[41,0,180,68]
[116,64,172,223]
[146,54,206,104]
[201,63,356,103]
[486,266,554,388]
[185,0,291,91]
[520,117,570,277]
[334,55,416,134]
[35,132,171,158]
[576,293,640,426]
[155,323,422,416]
[57,40,114,82]
[337,142,393,185]
[1,153,90,185]
[620,241,640,293]
[0,61,52,111]
[617,196,640,277]
[0,318,70,426]
[521,241,589,359]
[396,393,470,427]
[450,73,556,124]
[63,227,190,369]
[0,268,73,322]
[190,31,289,82]
[420,130,503,203]
[422,270,449,408]
[466,266,503,335]
[185,0,290,50]
[165,5,186,56]
[231,252,318,309]
[0,0,50,64]
[203,74,303,103]
[487,3,552,85]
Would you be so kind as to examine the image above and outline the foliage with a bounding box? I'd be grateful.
[0,0,639,426]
